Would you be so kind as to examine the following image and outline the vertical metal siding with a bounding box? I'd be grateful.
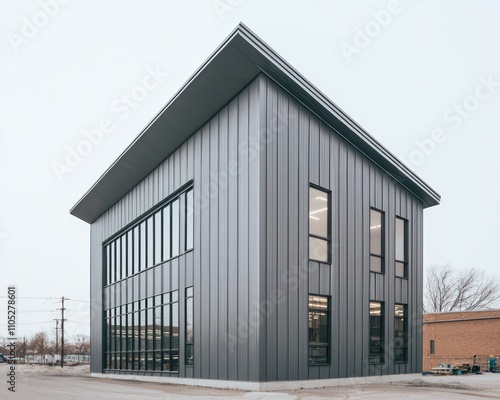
[89,78,263,381]
[261,74,424,381]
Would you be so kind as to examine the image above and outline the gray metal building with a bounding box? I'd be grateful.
[71,24,440,383]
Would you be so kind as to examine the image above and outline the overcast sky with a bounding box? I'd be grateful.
[1,0,499,340]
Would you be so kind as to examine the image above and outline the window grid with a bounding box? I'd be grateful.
[104,187,194,286]
[105,290,179,372]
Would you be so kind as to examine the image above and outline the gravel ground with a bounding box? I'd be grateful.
[3,364,500,399]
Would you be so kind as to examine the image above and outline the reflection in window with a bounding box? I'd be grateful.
[395,217,407,278]
[394,304,408,363]
[171,200,180,258]
[185,287,194,366]
[370,209,384,273]
[309,186,330,263]
[308,295,330,364]
[369,301,384,364]
[104,290,179,372]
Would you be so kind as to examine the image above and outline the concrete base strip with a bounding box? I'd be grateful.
[90,372,422,391]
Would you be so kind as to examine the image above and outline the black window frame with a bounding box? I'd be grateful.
[102,182,194,286]
[394,303,408,363]
[395,216,408,278]
[308,294,330,365]
[308,184,332,264]
[369,208,385,274]
[369,301,385,365]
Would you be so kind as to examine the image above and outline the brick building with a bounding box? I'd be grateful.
[423,309,500,371]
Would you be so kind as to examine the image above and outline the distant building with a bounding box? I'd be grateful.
[71,24,440,387]
[423,309,500,371]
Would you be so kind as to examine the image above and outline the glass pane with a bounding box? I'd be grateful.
[140,309,146,351]
[172,200,180,258]
[163,205,171,261]
[309,347,328,364]
[162,305,170,350]
[309,187,329,238]
[133,226,139,275]
[370,209,382,256]
[154,351,162,371]
[127,230,133,276]
[395,348,406,363]
[154,211,162,265]
[154,307,162,351]
[185,344,194,366]
[170,351,179,372]
[395,304,405,317]
[172,301,179,349]
[309,237,328,262]
[370,302,382,316]
[140,222,146,272]
[396,218,406,261]
[110,241,115,284]
[147,216,154,268]
[370,255,382,273]
[122,234,128,278]
[186,189,194,250]
[186,297,193,343]
[186,287,193,297]
[147,307,154,352]
[396,262,406,278]
[116,238,121,281]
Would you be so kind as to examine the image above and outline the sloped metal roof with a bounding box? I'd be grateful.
[71,23,440,223]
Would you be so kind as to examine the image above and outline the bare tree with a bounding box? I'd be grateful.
[424,264,500,312]
[74,335,90,356]
[30,332,50,356]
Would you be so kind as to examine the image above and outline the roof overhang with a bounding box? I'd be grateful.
[71,23,440,224]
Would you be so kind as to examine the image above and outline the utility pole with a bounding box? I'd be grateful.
[59,297,67,368]
[53,319,60,354]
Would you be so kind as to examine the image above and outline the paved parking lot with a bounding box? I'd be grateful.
[3,364,500,399]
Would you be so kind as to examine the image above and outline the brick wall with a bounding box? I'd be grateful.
[422,309,500,371]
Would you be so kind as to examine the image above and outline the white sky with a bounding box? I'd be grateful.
[1,0,499,340]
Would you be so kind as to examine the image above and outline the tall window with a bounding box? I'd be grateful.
[394,304,408,363]
[369,301,384,364]
[395,217,407,278]
[185,189,194,251]
[185,287,194,366]
[308,295,330,364]
[370,209,384,273]
[309,186,331,263]
[430,339,435,355]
